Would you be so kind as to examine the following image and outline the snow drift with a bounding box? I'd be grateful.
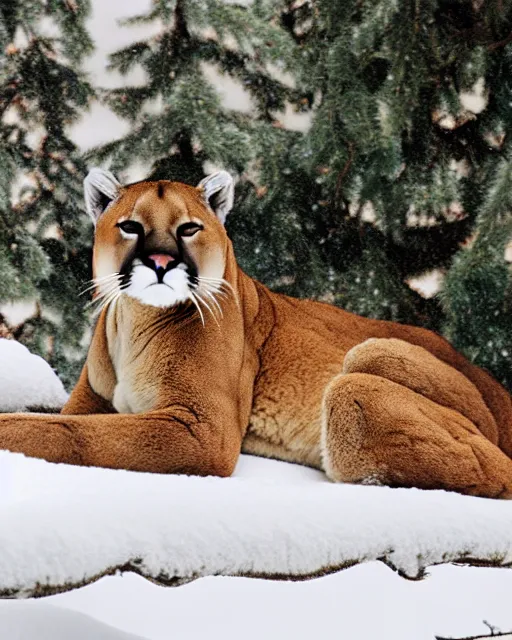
[1,451,512,599]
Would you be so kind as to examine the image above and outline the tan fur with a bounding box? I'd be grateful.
[1,179,512,498]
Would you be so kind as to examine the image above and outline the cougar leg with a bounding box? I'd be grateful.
[343,338,499,444]
[0,408,241,477]
[321,372,512,498]
[61,364,116,415]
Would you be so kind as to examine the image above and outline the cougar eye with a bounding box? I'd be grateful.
[178,222,203,238]
[117,220,143,236]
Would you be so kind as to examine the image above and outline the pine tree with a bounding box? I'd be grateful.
[93,0,297,181]
[220,0,455,316]
[270,0,512,386]
[0,0,94,386]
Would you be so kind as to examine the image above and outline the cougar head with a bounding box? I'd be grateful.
[84,169,235,320]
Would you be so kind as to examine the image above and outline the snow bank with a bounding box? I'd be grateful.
[1,450,512,598]
[0,339,68,412]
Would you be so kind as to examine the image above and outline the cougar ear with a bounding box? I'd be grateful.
[197,171,234,225]
[84,168,121,225]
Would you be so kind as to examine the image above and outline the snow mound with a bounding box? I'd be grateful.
[0,600,148,640]
[1,451,511,598]
[0,339,68,412]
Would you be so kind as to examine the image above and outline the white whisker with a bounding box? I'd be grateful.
[100,289,121,309]
[202,289,223,318]
[201,284,229,300]
[188,291,205,327]
[197,277,233,291]
[193,279,229,316]
[80,273,122,296]
[90,289,121,317]
[198,285,232,311]
[197,277,235,294]
[197,277,239,308]
[85,283,121,308]
[195,276,226,285]
[195,292,220,327]
[95,273,122,282]
[86,286,118,304]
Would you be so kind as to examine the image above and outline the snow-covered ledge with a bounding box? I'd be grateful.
[1,451,512,599]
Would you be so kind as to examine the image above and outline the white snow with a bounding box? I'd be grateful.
[0,601,147,640]
[460,78,489,115]
[1,452,512,639]
[2,566,512,640]
[0,339,68,411]
[1,450,512,599]
[49,566,512,640]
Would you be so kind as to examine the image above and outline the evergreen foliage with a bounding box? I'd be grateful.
[0,0,510,390]
[283,0,512,386]
[92,0,299,184]
[0,0,94,386]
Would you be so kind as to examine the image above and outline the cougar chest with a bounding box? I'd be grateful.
[105,310,159,414]
[111,380,153,414]
[110,354,158,414]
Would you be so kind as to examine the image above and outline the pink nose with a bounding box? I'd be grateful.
[148,254,175,270]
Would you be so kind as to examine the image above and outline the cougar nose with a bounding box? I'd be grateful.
[148,254,175,270]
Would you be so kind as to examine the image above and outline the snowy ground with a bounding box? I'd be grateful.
[3,451,512,594]
[1,448,512,639]
[0,339,68,412]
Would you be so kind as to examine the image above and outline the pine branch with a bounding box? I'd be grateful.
[488,30,512,51]
[280,0,314,45]
[334,139,355,207]
[435,620,512,640]
[99,0,298,176]
[0,0,94,384]
[435,633,512,640]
